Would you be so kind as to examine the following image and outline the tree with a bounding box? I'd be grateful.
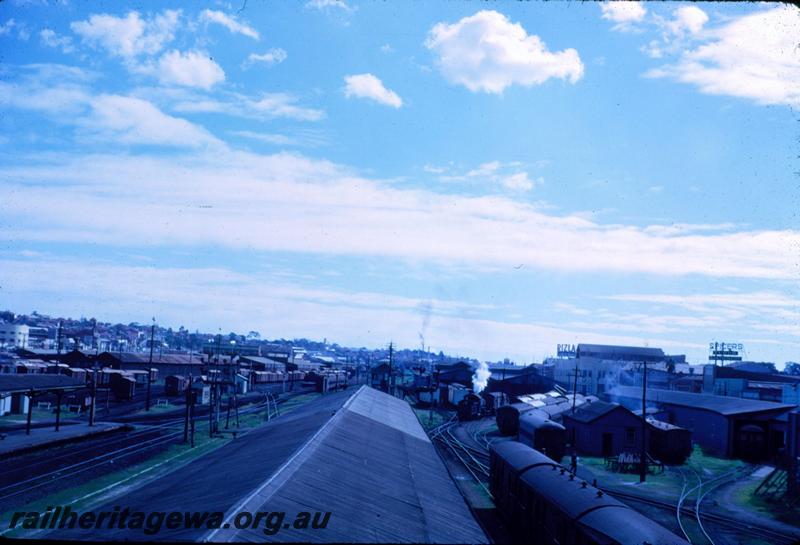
[784,362,800,376]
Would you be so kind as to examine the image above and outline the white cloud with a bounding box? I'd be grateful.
[445,161,541,192]
[597,291,800,342]
[668,6,709,35]
[251,93,325,120]
[231,130,295,145]
[343,73,403,108]
[425,10,584,94]
[71,10,180,58]
[199,9,259,40]
[600,2,647,31]
[645,6,800,107]
[423,164,447,174]
[244,48,287,68]
[0,19,14,36]
[1,73,223,148]
[466,161,501,178]
[40,29,75,53]
[305,0,353,12]
[156,50,225,89]
[83,95,223,148]
[603,291,800,313]
[501,172,538,192]
[1,150,796,280]
[0,256,695,363]
[0,64,93,115]
[0,82,88,115]
[172,91,325,122]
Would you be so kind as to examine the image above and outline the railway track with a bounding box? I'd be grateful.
[605,476,798,545]
[472,422,496,451]
[455,418,797,545]
[0,391,298,510]
[0,429,184,505]
[431,420,493,497]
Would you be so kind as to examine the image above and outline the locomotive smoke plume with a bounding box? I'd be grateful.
[472,361,491,393]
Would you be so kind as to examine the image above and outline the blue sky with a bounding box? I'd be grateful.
[0,0,798,365]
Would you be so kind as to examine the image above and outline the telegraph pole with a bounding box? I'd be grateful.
[184,378,191,443]
[146,318,155,412]
[388,342,394,396]
[429,363,440,426]
[571,359,579,412]
[570,358,580,473]
[89,367,97,426]
[640,360,648,483]
[56,320,63,355]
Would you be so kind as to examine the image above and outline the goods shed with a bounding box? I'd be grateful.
[607,386,795,460]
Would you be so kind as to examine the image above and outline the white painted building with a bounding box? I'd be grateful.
[0,324,29,348]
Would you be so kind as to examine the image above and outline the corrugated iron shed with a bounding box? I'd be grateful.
[218,386,487,544]
[563,400,624,423]
[608,385,796,416]
[0,374,85,392]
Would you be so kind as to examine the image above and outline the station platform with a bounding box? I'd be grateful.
[0,421,128,456]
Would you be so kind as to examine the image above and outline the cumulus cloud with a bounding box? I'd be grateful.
[156,50,225,89]
[668,6,709,35]
[646,6,800,107]
[640,6,709,59]
[39,29,75,53]
[199,9,259,40]
[343,73,403,108]
[600,2,647,31]
[243,48,287,68]
[425,10,584,94]
[71,10,180,58]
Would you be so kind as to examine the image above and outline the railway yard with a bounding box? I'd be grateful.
[0,379,332,537]
[424,409,800,545]
[1,381,799,544]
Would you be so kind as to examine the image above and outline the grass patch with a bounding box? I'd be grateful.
[580,456,680,492]
[685,444,744,475]
[731,478,800,527]
[412,407,452,431]
[276,392,321,414]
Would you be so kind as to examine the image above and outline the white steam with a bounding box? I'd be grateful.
[472,361,492,393]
